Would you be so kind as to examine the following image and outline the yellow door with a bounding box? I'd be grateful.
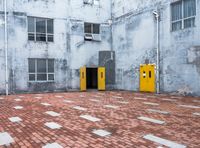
[140,64,155,92]
[98,67,105,90]
[80,66,86,91]
[147,65,155,92]
[140,65,147,92]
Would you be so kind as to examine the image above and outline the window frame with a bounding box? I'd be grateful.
[84,22,101,35]
[170,0,196,32]
[28,58,55,82]
[27,16,54,42]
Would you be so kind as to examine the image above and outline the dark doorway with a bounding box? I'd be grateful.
[86,68,98,89]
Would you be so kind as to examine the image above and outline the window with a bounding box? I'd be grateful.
[28,17,54,42]
[28,59,55,82]
[84,23,101,41]
[83,0,100,5]
[84,23,100,34]
[171,0,196,31]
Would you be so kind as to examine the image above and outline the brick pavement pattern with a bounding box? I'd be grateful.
[0,91,199,148]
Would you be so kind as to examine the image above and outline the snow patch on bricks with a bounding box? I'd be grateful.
[80,115,101,122]
[43,143,63,148]
[147,109,170,115]
[179,105,200,109]
[41,103,51,106]
[104,105,119,109]
[64,100,73,103]
[9,117,22,123]
[117,101,129,104]
[92,129,111,137]
[138,117,165,125]
[45,122,62,129]
[143,134,186,148]
[143,102,159,106]
[0,132,14,146]
[193,112,200,116]
[73,106,87,111]
[14,106,23,109]
[45,111,60,117]
[134,97,147,100]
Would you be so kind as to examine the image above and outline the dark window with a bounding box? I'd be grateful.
[47,19,54,34]
[84,23,92,34]
[84,22,100,34]
[37,59,46,73]
[28,59,35,73]
[28,59,54,82]
[171,0,196,31]
[28,17,54,42]
[93,24,100,34]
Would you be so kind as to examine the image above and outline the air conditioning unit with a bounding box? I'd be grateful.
[83,0,93,4]
[84,33,93,40]
[92,34,101,42]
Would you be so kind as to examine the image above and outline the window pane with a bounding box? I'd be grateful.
[171,1,182,21]
[172,21,182,31]
[28,17,34,32]
[84,23,92,33]
[29,74,35,81]
[48,59,54,73]
[36,18,46,33]
[36,33,46,42]
[28,59,35,73]
[37,74,47,81]
[94,0,100,5]
[184,17,195,28]
[28,33,35,41]
[184,0,196,18]
[93,24,100,34]
[37,59,46,73]
[47,35,54,42]
[47,19,53,34]
[48,74,54,81]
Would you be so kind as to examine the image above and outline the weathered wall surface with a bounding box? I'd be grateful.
[112,0,200,95]
[0,0,111,93]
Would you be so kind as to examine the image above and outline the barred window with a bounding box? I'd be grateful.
[171,0,196,31]
[28,59,54,82]
[28,17,54,42]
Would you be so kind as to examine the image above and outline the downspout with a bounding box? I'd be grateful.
[4,0,8,95]
[153,10,160,94]
[110,0,113,51]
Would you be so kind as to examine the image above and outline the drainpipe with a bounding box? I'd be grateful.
[153,10,160,94]
[4,0,8,95]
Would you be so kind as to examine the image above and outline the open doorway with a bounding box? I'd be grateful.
[86,68,98,89]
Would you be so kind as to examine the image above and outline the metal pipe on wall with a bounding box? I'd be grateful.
[153,10,160,94]
[4,0,8,95]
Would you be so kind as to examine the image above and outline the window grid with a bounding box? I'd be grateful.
[171,0,196,31]
[28,17,54,42]
[28,59,55,82]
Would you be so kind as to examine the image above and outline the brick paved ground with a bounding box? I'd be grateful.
[0,91,199,148]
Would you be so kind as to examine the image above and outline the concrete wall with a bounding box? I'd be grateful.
[112,0,200,95]
[0,0,111,93]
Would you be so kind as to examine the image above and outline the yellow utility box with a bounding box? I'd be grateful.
[140,64,155,93]
[80,66,86,91]
[98,67,106,91]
